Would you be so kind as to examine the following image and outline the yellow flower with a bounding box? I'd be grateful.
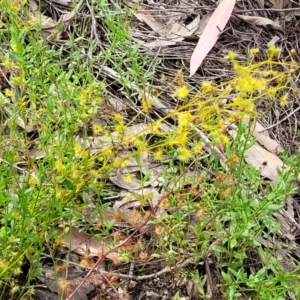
[55,160,65,172]
[114,113,123,123]
[124,174,133,183]
[74,143,81,154]
[80,94,86,106]
[153,150,163,161]
[5,89,13,97]
[2,60,14,69]
[11,43,18,51]
[93,124,102,134]
[134,139,146,150]
[250,48,259,54]
[225,51,236,61]
[11,76,23,86]
[70,165,78,179]
[267,44,281,58]
[201,81,214,93]
[178,112,193,127]
[174,86,190,98]
[177,147,192,162]
[142,98,152,113]
[116,124,126,133]
[267,87,277,98]
[79,150,89,159]
[83,87,91,95]
[280,93,289,106]
[56,187,62,197]
[10,285,20,294]
[76,181,84,192]
[28,176,37,186]
[192,143,202,154]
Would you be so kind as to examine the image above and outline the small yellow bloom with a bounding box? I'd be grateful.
[10,285,20,294]
[70,165,78,179]
[76,181,84,192]
[201,81,214,93]
[11,4,20,12]
[153,150,163,161]
[28,176,37,186]
[11,76,23,86]
[142,98,152,113]
[267,44,281,58]
[56,187,62,197]
[80,94,86,106]
[174,86,190,98]
[5,89,13,97]
[116,124,126,133]
[74,143,81,154]
[267,87,277,98]
[120,159,129,168]
[177,147,192,162]
[83,87,91,95]
[280,93,289,106]
[192,143,202,154]
[124,174,133,183]
[250,48,259,54]
[79,150,89,159]
[97,82,106,90]
[11,44,18,51]
[55,160,65,172]
[2,61,14,69]
[28,17,39,26]
[93,124,102,134]
[114,113,123,123]
[160,73,166,80]
[225,51,237,61]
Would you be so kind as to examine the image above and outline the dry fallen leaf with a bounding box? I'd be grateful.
[193,12,213,37]
[269,0,290,9]
[27,0,75,41]
[134,12,200,44]
[242,118,283,155]
[229,129,288,182]
[190,0,236,76]
[57,227,121,261]
[109,168,158,190]
[235,14,282,31]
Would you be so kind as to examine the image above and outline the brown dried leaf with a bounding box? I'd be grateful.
[57,227,121,260]
[243,143,288,182]
[109,168,158,190]
[269,0,290,9]
[242,118,283,154]
[235,14,282,31]
[194,12,213,37]
[229,129,288,182]
[134,12,200,43]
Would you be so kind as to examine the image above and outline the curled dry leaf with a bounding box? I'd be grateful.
[193,12,213,37]
[57,227,121,261]
[269,0,290,9]
[229,129,289,183]
[109,168,158,190]
[235,14,283,31]
[242,118,283,155]
[27,0,75,41]
[134,12,200,45]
